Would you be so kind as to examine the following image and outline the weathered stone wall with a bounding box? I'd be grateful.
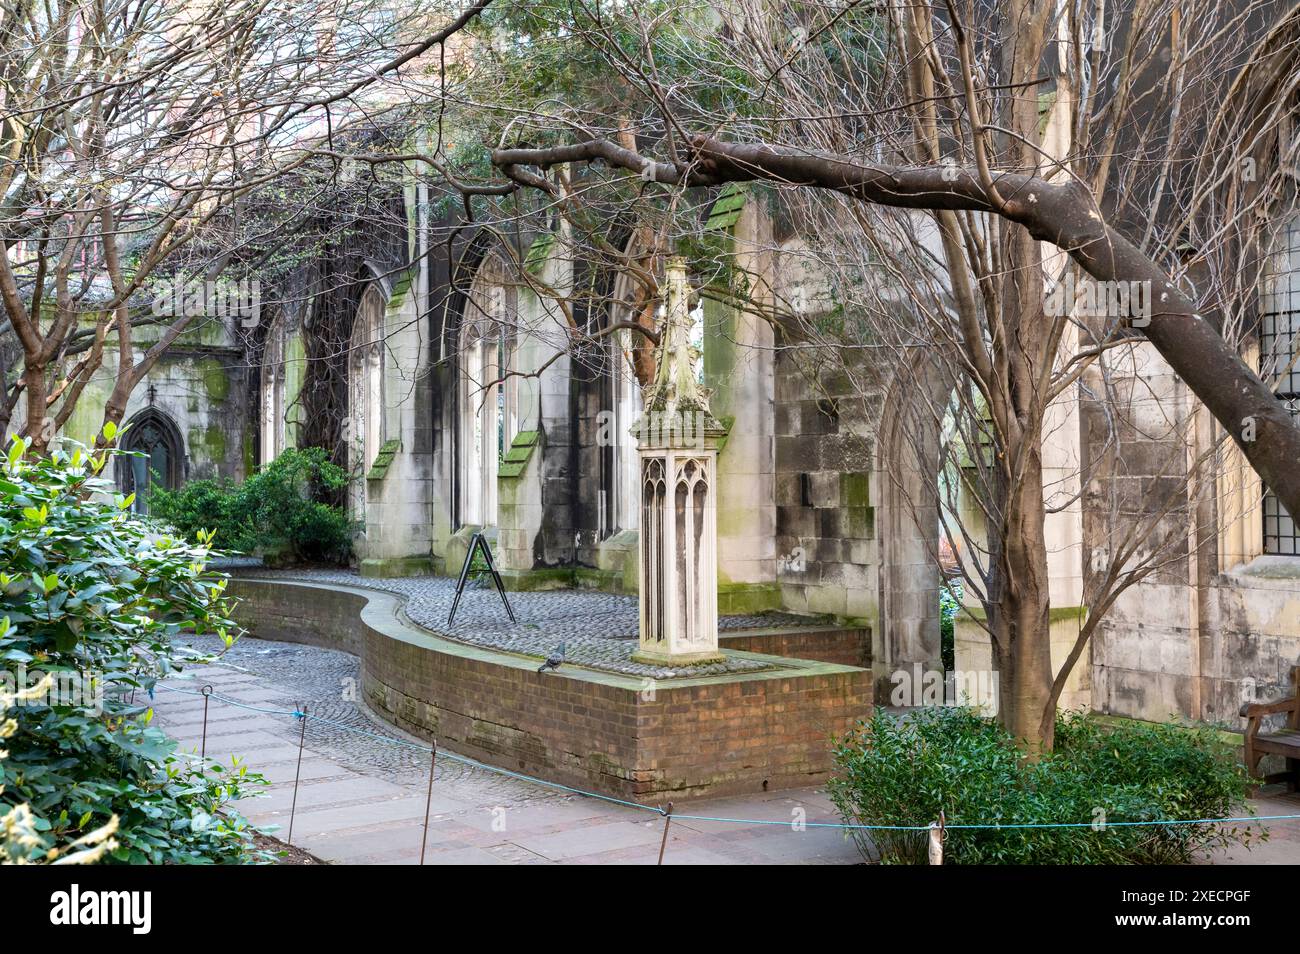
[1083,342,1300,726]
[772,352,879,624]
[706,202,780,614]
[719,624,870,668]
[59,315,253,482]
[228,577,873,800]
[357,270,438,576]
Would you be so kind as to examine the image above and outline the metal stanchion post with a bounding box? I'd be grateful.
[286,703,309,846]
[199,685,213,761]
[657,802,675,865]
[420,740,438,865]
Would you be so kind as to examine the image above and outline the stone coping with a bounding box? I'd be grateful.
[320,581,861,689]
[233,568,843,679]
[227,576,873,798]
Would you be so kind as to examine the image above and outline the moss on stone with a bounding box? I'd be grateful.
[498,566,577,591]
[189,423,228,463]
[367,439,401,481]
[498,429,540,478]
[841,472,870,508]
[360,555,432,578]
[845,506,875,538]
[717,581,782,615]
[958,603,1088,623]
[197,357,231,402]
[524,233,555,274]
[704,183,746,231]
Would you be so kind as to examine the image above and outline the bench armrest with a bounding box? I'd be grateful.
[1240,698,1299,719]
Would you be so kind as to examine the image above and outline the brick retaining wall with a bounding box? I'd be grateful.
[720,626,869,668]
[228,578,873,800]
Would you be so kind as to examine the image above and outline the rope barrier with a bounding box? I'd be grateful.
[153,681,1300,833]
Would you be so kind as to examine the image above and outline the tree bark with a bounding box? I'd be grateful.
[492,137,1300,522]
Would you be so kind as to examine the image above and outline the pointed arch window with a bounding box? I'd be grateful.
[260,313,287,465]
[459,256,518,527]
[348,285,386,511]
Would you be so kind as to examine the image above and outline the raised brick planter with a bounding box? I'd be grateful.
[719,625,870,668]
[227,578,873,801]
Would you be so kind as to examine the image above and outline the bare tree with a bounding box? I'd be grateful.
[469,0,1300,751]
[0,0,490,453]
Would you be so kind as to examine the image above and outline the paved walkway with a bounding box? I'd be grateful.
[155,632,1300,865]
[154,634,862,865]
[236,568,820,678]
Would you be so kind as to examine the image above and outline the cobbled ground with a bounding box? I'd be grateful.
[176,632,568,802]
[233,567,828,679]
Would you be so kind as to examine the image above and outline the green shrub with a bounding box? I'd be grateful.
[939,580,962,672]
[151,446,352,564]
[0,434,264,863]
[829,707,1259,864]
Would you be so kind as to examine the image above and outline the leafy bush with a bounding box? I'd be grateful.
[939,579,962,672]
[151,446,351,564]
[0,435,264,864]
[2,673,120,865]
[829,707,1259,864]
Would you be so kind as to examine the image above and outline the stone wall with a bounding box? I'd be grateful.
[773,353,879,624]
[719,624,870,668]
[228,577,873,800]
[59,314,253,483]
[357,270,438,577]
[1082,342,1300,726]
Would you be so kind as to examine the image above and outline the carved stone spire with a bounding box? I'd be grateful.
[631,255,725,666]
[638,257,724,437]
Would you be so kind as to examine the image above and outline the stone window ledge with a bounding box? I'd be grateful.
[1221,554,1300,588]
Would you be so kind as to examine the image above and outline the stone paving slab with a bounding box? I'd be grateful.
[235,568,828,679]
[154,631,1300,866]
[153,635,864,865]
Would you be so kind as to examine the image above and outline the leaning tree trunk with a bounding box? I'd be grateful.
[492,137,1300,523]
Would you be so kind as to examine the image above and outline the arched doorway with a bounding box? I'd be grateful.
[118,409,185,515]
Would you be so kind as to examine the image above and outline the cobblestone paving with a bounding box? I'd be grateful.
[235,567,828,679]
[177,632,567,801]
[159,634,865,864]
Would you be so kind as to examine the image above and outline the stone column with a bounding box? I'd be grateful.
[632,258,726,666]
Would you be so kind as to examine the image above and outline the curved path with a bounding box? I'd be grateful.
[155,632,865,865]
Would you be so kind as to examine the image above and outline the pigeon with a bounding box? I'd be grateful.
[537,641,566,673]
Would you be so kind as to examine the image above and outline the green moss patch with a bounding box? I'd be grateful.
[367,439,401,481]
[498,429,540,478]
[705,183,746,231]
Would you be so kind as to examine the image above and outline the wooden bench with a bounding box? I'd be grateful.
[1240,666,1300,790]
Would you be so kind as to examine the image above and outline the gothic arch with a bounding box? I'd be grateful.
[117,408,185,516]
[874,353,953,691]
[453,252,519,528]
[347,282,386,514]
[603,231,663,537]
[259,310,288,465]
